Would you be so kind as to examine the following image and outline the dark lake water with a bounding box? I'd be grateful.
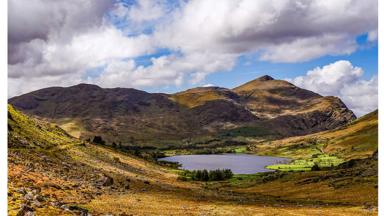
[158,154,290,174]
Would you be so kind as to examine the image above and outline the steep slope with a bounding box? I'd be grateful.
[233,75,354,120]
[9,75,356,147]
[171,87,240,108]
[233,75,320,117]
[250,110,378,160]
[8,104,76,149]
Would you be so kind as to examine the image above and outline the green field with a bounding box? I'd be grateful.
[266,154,344,171]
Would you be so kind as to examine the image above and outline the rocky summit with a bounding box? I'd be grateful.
[9,75,355,147]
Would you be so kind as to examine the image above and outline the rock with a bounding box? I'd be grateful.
[100,175,113,186]
[34,194,45,202]
[60,204,70,211]
[49,201,61,207]
[144,181,150,185]
[16,204,34,216]
[32,200,42,208]
[16,188,27,195]
[31,188,41,194]
[24,192,34,201]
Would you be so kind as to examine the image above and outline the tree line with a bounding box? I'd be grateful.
[180,169,233,181]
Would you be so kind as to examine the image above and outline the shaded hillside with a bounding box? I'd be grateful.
[9,75,356,147]
[250,110,378,160]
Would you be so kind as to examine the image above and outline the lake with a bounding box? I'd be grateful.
[158,153,290,174]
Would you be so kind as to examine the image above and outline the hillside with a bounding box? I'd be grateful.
[9,75,356,148]
[250,110,378,161]
[8,105,377,215]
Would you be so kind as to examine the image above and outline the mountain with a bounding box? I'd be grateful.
[9,75,356,147]
[251,110,378,160]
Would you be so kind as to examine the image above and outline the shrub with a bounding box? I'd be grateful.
[113,156,120,163]
[92,136,105,145]
[311,163,321,171]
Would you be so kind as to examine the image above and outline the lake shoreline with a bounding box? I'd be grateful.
[158,153,291,174]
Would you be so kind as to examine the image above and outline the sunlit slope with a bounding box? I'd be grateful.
[170,86,240,108]
[251,110,378,160]
[8,104,77,149]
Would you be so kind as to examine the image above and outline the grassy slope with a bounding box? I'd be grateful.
[8,105,377,215]
[170,87,236,108]
[250,110,378,161]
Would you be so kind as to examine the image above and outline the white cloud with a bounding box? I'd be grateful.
[92,52,236,89]
[8,0,378,97]
[121,0,166,23]
[259,34,356,63]
[155,0,377,62]
[289,60,377,117]
[202,84,215,87]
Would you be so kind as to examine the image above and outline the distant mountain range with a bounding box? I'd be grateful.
[9,75,356,147]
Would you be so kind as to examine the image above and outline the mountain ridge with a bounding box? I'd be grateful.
[9,75,356,147]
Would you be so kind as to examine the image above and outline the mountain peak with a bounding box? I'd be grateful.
[73,83,101,88]
[256,75,274,81]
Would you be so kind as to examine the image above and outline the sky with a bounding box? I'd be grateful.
[8,0,378,116]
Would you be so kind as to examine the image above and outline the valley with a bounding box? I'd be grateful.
[7,76,377,215]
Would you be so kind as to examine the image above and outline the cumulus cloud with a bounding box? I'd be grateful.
[154,0,377,61]
[289,60,377,117]
[8,0,378,97]
[91,52,237,89]
[8,0,156,96]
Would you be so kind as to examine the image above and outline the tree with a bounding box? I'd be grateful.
[194,170,202,180]
[223,169,233,179]
[202,169,209,181]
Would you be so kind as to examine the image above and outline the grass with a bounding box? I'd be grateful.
[233,146,248,153]
[266,154,344,172]
[219,126,272,138]
[162,145,250,156]
[250,110,378,161]
[8,104,78,149]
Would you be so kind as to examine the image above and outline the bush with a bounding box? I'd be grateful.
[92,136,105,145]
[311,163,321,171]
